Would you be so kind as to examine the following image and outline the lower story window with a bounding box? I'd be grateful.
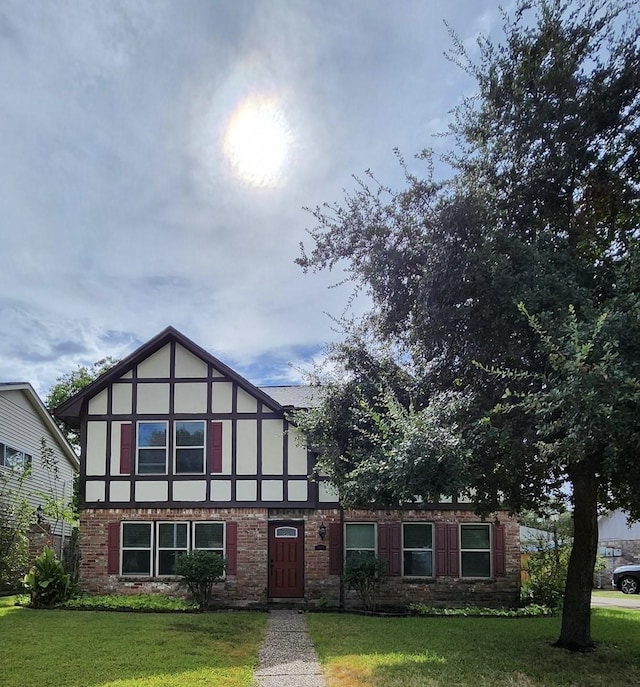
[157,522,189,576]
[193,522,224,558]
[345,523,375,564]
[121,522,153,575]
[403,523,433,576]
[460,524,491,577]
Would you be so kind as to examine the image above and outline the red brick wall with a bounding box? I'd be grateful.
[80,507,519,608]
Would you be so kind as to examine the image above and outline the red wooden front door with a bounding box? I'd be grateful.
[268,522,304,598]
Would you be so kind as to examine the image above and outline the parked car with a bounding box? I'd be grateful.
[612,565,640,594]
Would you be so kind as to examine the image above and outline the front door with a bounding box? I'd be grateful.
[268,522,304,598]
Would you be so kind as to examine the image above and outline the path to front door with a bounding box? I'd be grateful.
[268,522,304,598]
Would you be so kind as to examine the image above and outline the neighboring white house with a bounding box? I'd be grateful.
[0,382,79,552]
[596,510,640,587]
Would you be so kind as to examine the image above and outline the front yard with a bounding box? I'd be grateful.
[306,610,640,687]
[0,597,266,687]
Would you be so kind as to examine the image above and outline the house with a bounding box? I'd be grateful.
[596,510,640,587]
[0,382,79,558]
[53,327,520,607]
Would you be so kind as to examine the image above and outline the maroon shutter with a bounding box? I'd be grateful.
[107,522,120,574]
[226,521,238,575]
[328,522,343,575]
[435,523,447,576]
[435,523,460,576]
[493,523,506,577]
[379,524,401,576]
[119,423,132,474]
[210,422,223,473]
[447,523,460,577]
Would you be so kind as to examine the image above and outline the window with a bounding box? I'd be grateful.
[275,526,298,538]
[0,442,32,472]
[460,524,491,577]
[403,523,433,577]
[175,421,205,474]
[157,522,189,575]
[121,522,153,575]
[345,523,375,563]
[137,422,168,474]
[193,522,224,559]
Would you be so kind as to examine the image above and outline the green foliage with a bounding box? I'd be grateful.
[173,550,226,609]
[344,555,387,611]
[408,603,553,617]
[62,593,195,611]
[0,468,33,591]
[45,357,119,449]
[297,0,640,650]
[62,527,81,590]
[23,546,71,607]
[521,533,572,610]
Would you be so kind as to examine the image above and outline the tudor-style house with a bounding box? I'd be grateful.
[54,327,520,607]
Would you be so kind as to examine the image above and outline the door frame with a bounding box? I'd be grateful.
[268,520,305,598]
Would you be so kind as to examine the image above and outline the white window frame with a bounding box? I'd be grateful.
[460,523,492,578]
[136,421,168,475]
[121,521,153,577]
[0,441,32,472]
[174,421,206,475]
[402,522,434,578]
[344,522,376,565]
[156,521,190,577]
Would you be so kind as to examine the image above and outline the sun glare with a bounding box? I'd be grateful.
[223,98,292,187]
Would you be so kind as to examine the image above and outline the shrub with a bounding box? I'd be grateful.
[173,550,226,609]
[521,533,571,609]
[23,546,71,607]
[344,556,387,611]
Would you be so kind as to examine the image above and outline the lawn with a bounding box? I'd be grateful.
[0,596,267,687]
[306,609,640,687]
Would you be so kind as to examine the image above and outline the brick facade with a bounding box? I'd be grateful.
[80,507,520,608]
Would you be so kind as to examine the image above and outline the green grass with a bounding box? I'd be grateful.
[306,609,640,687]
[591,589,630,599]
[0,596,266,687]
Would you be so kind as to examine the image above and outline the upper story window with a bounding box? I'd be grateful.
[460,524,491,578]
[0,442,32,473]
[345,523,376,564]
[137,422,168,474]
[175,421,205,474]
[403,523,433,577]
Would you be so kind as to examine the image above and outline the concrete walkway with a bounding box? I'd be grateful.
[253,610,326,687]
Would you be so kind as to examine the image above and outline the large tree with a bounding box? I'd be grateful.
[296,0,640,650]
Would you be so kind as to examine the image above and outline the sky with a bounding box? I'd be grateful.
[0,0,508,397]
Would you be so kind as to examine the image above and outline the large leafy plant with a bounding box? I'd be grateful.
[23,546,71,607]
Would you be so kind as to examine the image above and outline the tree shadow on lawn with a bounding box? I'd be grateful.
[0,607,267,687]
[308,611,640,687]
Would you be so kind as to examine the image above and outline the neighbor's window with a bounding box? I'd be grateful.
[193,522,224,559]
[0,442,32,472]
[403,523,433,577]
[345,523,376,564]
[137,422,168,474]
[157,522,189,575]
[174,421,205,474]
[121,522,153,576]
[460,524,491,578]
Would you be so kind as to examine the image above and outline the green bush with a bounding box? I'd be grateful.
[408,603,553,617]
[23,546,71,607]
[173,550,226,609]
[62,594,194,611]
[521,535,571,610]
[344,556,387,611]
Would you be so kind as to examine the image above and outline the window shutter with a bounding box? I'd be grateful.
[107,523,120,575]
[435,523,447,576]
[493,523,506,577]
[435,523,460,576]
[378,523,401,576]
[119,424,132,474]
[447,523,460,577]
[328,522,343,575]
[210,422,223,473]
[226,521,238,575]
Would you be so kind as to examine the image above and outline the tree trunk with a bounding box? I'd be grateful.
[555,461,599,651]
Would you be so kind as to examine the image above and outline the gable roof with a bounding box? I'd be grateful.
[53,326,286,427]
[0,382,79,471]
